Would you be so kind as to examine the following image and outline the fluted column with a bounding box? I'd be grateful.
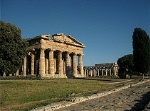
[23,56,27,76]
[45,58,48,74]
[78,54,83,76]
[58,51,63,76]
[31,53,34,75]
[72,53,77,76]
[39,48,45,77]
[66,52,70,67]
[49,50,54,76]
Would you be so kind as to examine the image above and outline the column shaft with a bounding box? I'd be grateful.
[45,58,48,74]
[16,69,19,76]
[106,69,108,76]
[58,51,63,76]
[78,55,83,76]
[31,53,34,75]
[39,48,45,77]
[23,56,27,76]
[49,50,54,76]
[66,52,70,67]
[72,54,77,76]
[102,69,104,76]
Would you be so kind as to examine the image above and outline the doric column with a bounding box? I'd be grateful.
[23,56,27,76]
[45,58,48,74]
[102,69,104,76]
[39,48,45,77]
[109,69,112,76]
[106,69,108,76]
[84,69,86,76]
[58,51,63,76]
[49,50,54,76]
[97,69,100,76]
[31,53,34,75]
[114,67,117,76]
[78,54,83,76]
[66,52,70,67]
[16,69,19,76]
[90,69,92,76]
[72,53,77,76]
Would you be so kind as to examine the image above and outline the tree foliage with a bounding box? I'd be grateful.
[0,21,28,75]
[117,54,134,78]
[132,28,150,74]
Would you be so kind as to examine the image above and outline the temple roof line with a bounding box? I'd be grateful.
[27,33,85,48]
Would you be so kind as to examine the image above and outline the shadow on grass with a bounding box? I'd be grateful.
[125,91,150,111]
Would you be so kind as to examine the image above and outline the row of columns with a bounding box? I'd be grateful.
[23,48,84,78]
[84,67,118,77]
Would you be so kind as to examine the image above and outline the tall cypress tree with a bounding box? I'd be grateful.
[132,28,150,74]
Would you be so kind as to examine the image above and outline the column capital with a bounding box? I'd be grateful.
[47,48,54,52]
[40,47,45,50]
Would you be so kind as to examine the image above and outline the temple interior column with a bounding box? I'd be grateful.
[58,51,63,76]
[66,52,70,67]
[45,58,48,74]
[39,48,45,77]
[31,53,34,75]
[49,50,54,76]
[23,56,27,76]
[63,60,66,74]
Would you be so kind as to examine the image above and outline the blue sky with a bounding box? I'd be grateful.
[1,0,150,66]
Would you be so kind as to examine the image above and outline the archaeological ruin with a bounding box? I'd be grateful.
[21,33,85,78]
[84,63,118,77]
[2,33,119,78]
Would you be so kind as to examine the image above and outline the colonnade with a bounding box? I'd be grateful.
[84,65,118,77]
[22,48,84,78]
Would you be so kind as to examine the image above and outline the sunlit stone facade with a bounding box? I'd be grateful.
[84,63,119,77]
[22,33,85,78]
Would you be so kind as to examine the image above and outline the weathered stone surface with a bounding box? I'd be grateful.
[56,79,150,111]
[19,33,85,78]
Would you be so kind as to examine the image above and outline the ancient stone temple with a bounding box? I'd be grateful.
[84,63,119,77]
[23,33,85,78]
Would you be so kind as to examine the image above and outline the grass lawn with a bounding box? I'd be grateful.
[0,78,141,111]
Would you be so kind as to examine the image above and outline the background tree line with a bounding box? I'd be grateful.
[0,21,28,76]
[117,28,150,79]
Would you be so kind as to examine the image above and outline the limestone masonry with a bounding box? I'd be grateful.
[22,33,85,78]
[84,63,118,77]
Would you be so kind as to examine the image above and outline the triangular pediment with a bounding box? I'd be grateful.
[52,33,85,48]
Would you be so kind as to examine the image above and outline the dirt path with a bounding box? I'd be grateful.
[56,81,150,111]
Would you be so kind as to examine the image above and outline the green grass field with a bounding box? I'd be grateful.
[0,78,140,111]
